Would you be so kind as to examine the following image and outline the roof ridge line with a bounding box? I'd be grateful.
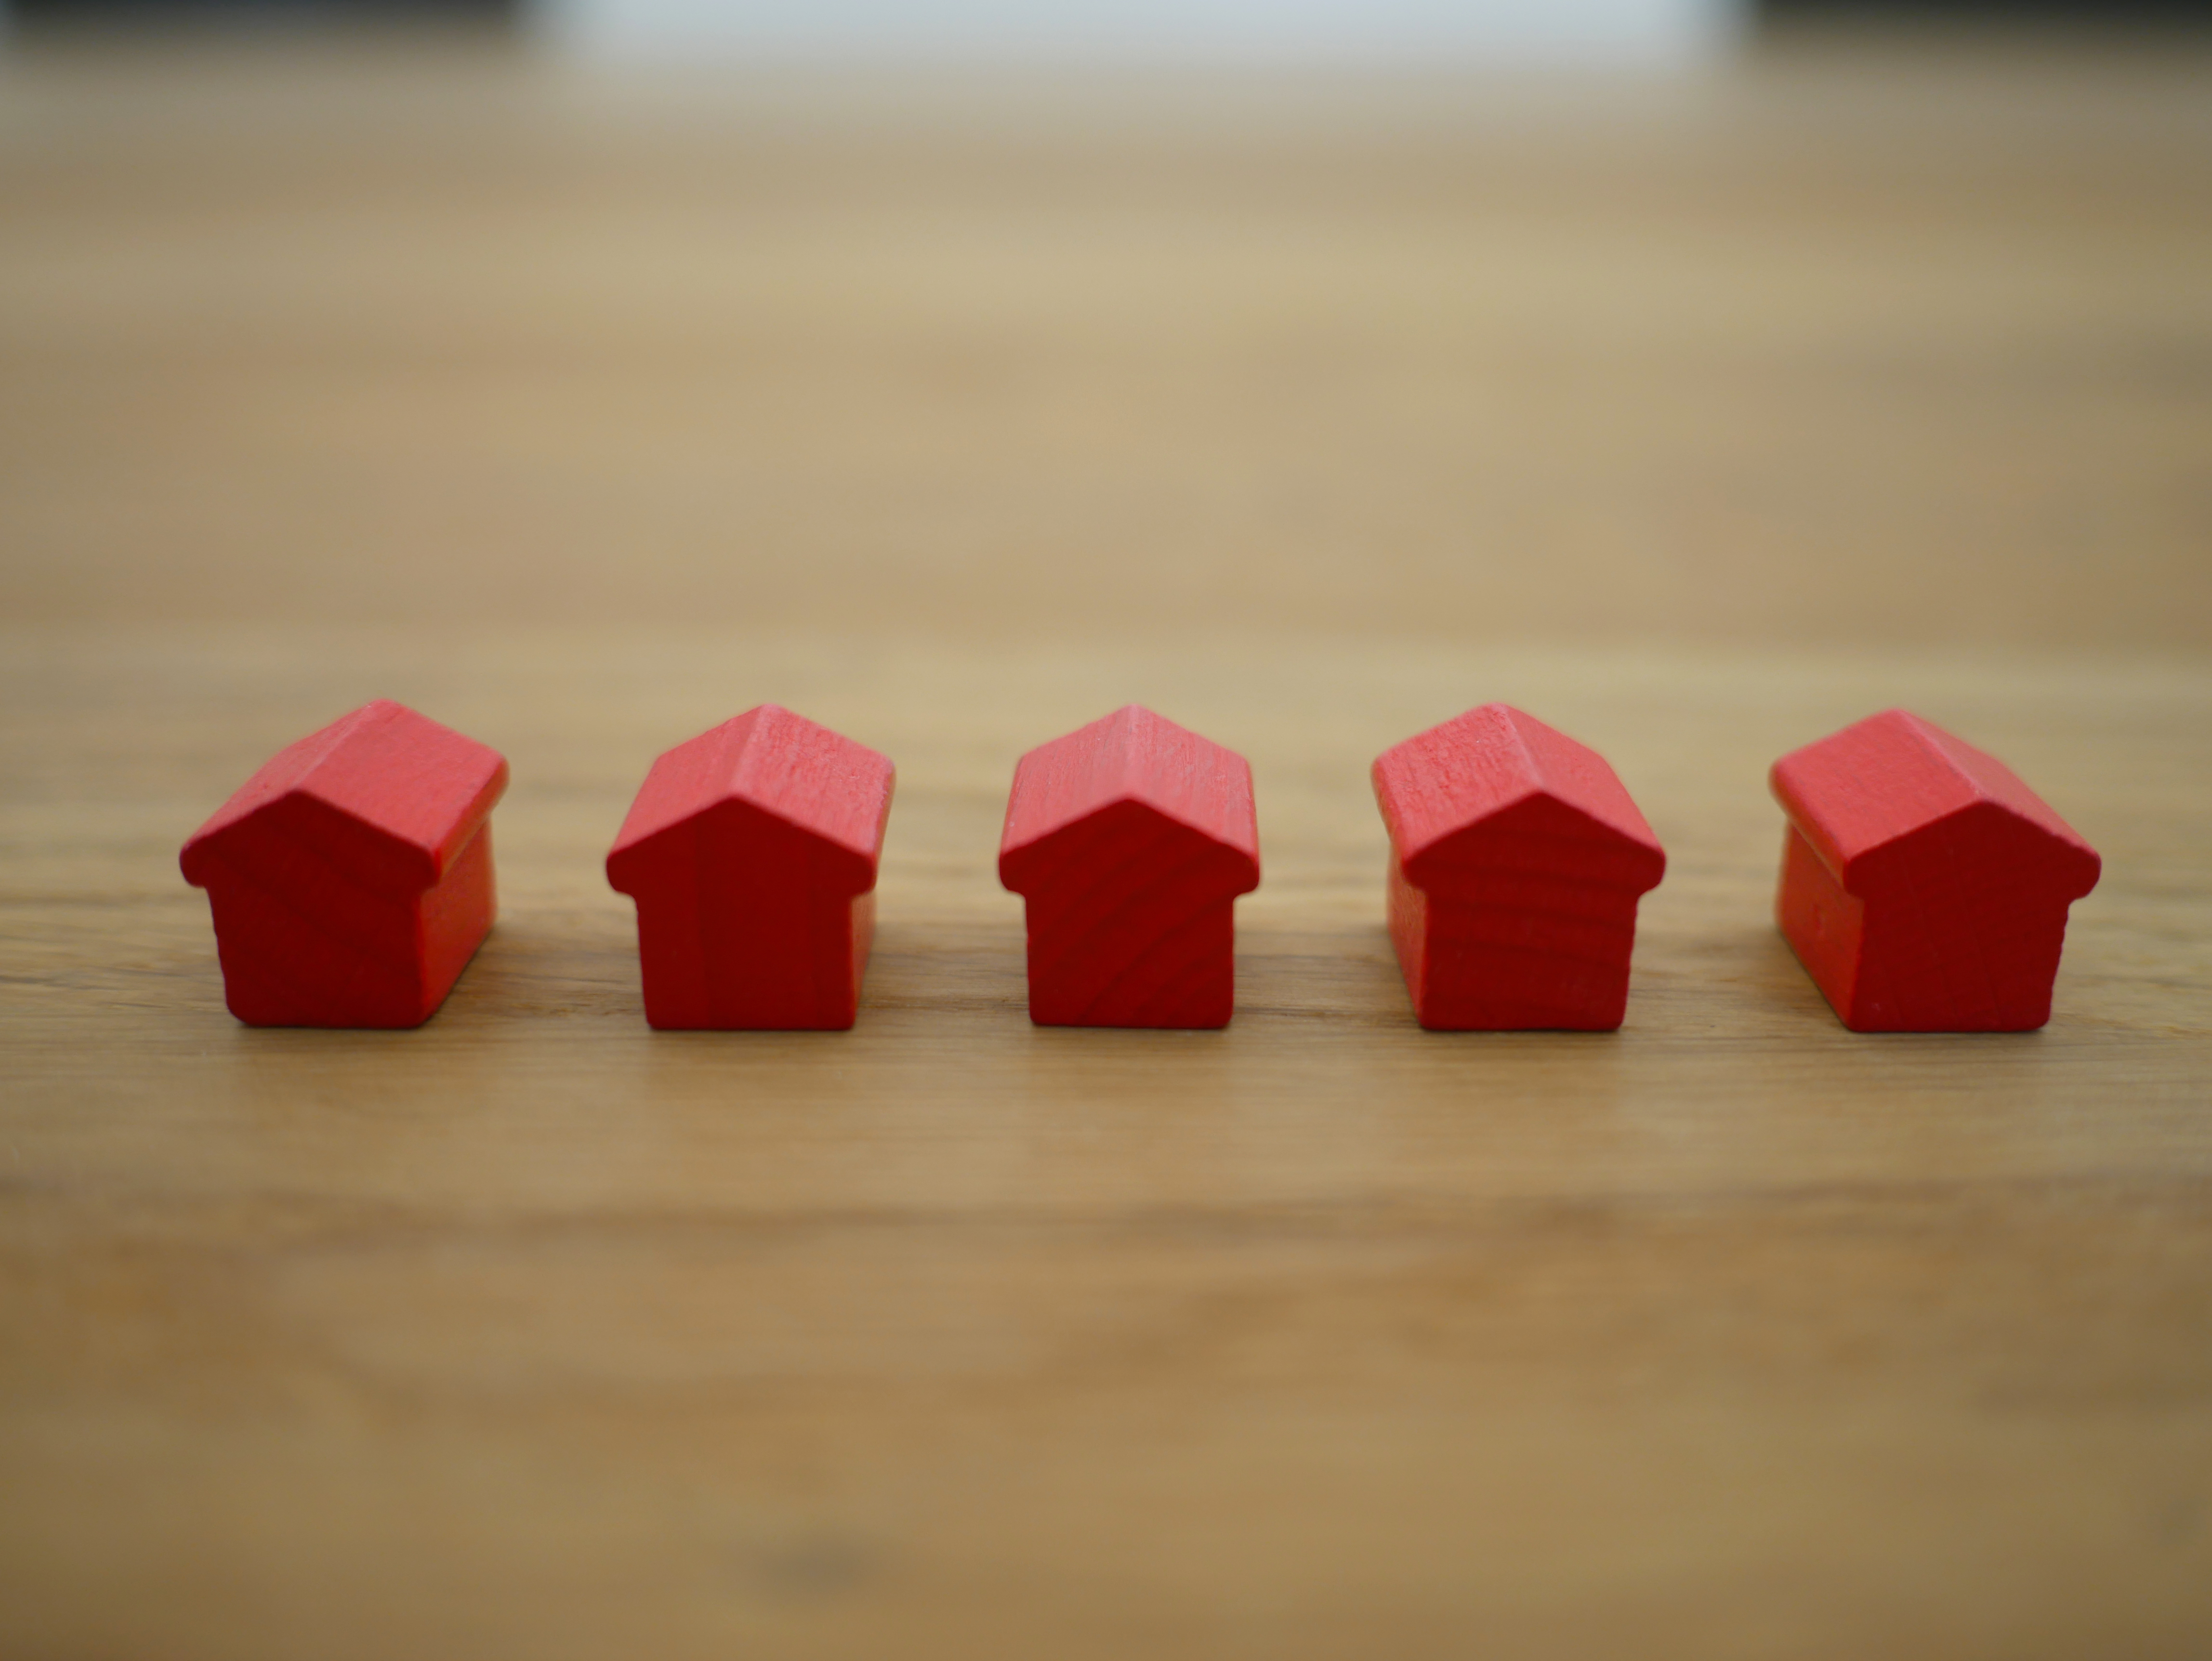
[1498,702,1546,794]
[287,699,396,798]
[1112,704,1152,802]
[1890,709,1991,805]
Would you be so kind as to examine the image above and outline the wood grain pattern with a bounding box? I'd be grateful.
[2,32,2210,1661]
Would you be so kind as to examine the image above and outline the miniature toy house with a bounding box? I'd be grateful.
[1371,703,1665,1030]
[1770,709,2100,1032]
[999,705,1260,1028]
[180,699,508,1028]
[606,705,893,1030]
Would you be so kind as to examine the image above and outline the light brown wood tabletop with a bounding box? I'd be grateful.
[2,29,2209,1660]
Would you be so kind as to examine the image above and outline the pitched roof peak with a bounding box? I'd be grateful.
[999,704,1258,866]
[606,705,894,884]
[1372,703,1661,873]
[1770,709,2097,890]
[180,700,506,891]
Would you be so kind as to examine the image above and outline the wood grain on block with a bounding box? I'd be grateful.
[178,699,508,1028]
[999,705,1260,1028]
[606,705,894,1030]
[1371,704,1665,1030]
[1770,709,2102,1032]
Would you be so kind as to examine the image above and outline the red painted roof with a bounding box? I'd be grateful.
[1770,710,2099,896]
[1371,704,1663,888]
[998,705,1259,883]
[606,705,893,893]
[180,699,507,894]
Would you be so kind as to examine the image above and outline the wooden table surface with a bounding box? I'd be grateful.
[3,32,2210,1660]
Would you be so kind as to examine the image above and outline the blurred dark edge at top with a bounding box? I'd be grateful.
[7,0,511,30]
[1769,0,2210,14]
[7,0,2211,39]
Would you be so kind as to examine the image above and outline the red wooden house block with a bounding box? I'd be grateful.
[179,699,508,1028]
[998,705,1260,1028]
[1770,709,2101,1032]
[1371,704,1665,1030]
[606,705,893,1030]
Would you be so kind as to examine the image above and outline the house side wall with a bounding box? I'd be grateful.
[1776,824,1867,1027]
[1386,854,1430,1023]
[417,824,500,1016]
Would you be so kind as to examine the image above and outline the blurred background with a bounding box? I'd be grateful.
[0,0,2206,655]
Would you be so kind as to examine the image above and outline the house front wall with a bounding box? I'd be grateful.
[1389,855,1647,1031]
[623,801,873,1030]
[200,867,429,1028]
[1780,804,2090,1032]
